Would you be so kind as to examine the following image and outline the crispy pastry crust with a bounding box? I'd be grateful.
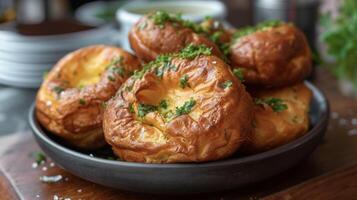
[129,13,224,63]
[103,55,253,163]
[36,45,141,149]
[242,82,312,153]
[230,24,312,88]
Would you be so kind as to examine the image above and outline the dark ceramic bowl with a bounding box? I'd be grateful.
[29,82,329,194]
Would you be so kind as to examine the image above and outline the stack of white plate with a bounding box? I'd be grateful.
[0,23,117,88]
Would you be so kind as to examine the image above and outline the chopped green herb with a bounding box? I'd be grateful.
[133,44,211,80]
[133,55,172,79]
[220,80,233,89]
[40,175,63,183]
[178,44,212,59]
[175,98,196,116]
[112,67,125,77]
[233,20,282,40]
[52,86,64,95]
[209,31,223,43]
[125,85,133,92]
[137,103,157,118]
[79,99,86,105]
[233,68,244,82]
[179,75,190,88]
[255,97,288,112]
[149,11,204,33]
[139,21,147,30]
[101,102,107,109]
[129,103,135,113]
[108,75,116,81]
[159,100,168,109]
[31,151,47,164]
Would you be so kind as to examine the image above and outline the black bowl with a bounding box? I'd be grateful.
[29,82,329,194]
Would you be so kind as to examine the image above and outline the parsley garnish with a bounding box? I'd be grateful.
[108,75,116,81]
[175,98,196,116]
[179,75,189,88]
[52,86,64,95]
[133,44,211,80]
[159,100,168,109]
[149,11,204,33]
[178,44,212,59]
[79,99,86,105]
[107,57,125,77]
[255,97,288,112]
[112,67,125,77]
[233,68,244,82]
[31,151,46,164]
[233,20,282,40]
[137,103,157,118]
[220,80,233,89]
[129,103,135,113]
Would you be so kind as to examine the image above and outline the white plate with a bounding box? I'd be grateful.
[0,60,53,71]
[0,33,116,53]
[0,50,65,64]
[0,74,42,88]
[0,23,115,43]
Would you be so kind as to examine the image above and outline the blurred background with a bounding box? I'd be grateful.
[0,0,355,136]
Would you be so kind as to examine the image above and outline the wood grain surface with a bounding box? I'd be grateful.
[0,69,356,200]
[263,163,357,200]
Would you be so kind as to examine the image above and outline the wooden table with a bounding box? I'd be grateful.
[0,69,356,200]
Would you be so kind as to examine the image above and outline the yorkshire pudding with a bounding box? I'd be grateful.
[129,11,224,62]
[103,45,253,163]
[243,82,312,153]
[230,22,312,88]
[36,45,141,149]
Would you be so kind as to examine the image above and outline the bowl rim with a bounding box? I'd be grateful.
[116,0,227,24]
[29,81,329,169]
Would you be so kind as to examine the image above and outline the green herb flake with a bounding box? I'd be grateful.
[178,44,212,59]
[233,68,245,82]
[52,86,64,95]
[220,80,233,89]
[112,67,125,77]
[132,44,211,80]
[149,11,204,33]
[108,75,116,82]
[159,100,168,109]
[255,97,288,112]
[179,75,190,88]
[79,98,86,105]
[31,151,47,164]
[209,31,223,43]
[137,103,158,118]
[129,103,135,113]
[175,98,196,116]
[233,20,282,40]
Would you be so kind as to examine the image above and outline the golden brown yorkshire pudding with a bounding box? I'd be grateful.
[129,11,224,63]
[242,82,312,153]
[230,21,312,88]
[103,44,253,163]
[36,45,141,149]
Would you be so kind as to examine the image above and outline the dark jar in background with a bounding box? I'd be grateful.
[253,0,319,51]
